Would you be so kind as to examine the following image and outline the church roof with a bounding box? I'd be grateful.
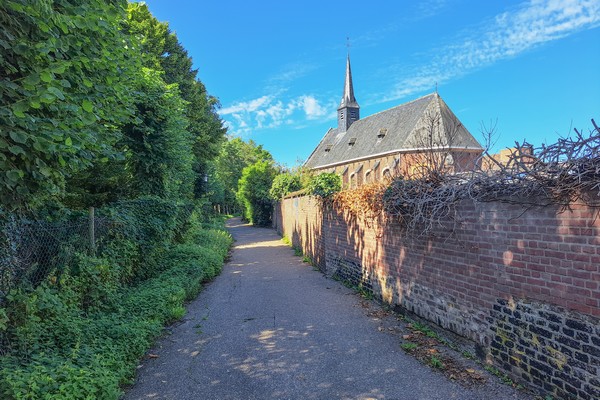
[304,93,483,169]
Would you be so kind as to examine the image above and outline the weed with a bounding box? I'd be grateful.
[281,236,292,246]
[430,356,445,369]
[293,247,303,257]
[401,342,418,351]
[358,287,373,300]
[193,323,203,334]
[302,255,312,264]
[410,322,439,339]
[461,350,476,360]
[484,365,514,385]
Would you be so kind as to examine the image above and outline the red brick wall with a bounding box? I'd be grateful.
[277,195,600,399]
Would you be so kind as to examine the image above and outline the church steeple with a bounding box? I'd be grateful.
[337,54,360,132]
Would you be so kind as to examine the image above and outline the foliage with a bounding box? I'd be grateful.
[334,182,387,220]
[237,160,278,226]
[269,172,303,199]
[211,138,274,214]
[0,0,140,208]
[121,68,194,199]
[126,3,226,199]
[307,172,341,198]
[0,204,232,399]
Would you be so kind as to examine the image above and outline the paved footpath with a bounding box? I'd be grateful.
[124,218,531,400]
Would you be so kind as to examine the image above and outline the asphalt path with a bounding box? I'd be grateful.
[123,217,531,400]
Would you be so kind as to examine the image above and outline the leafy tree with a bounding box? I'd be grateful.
[120,68,194,199]
[307,173,342,198]
[237,160,277,226]
[126,3,226,198]
[269,173,303,199]
[0,0,140,209]
[212,138,273,214]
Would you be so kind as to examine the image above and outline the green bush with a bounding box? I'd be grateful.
[237,160,277,226]
[307,172,341,198]
[0,204,232,399]
[269,172,303,199]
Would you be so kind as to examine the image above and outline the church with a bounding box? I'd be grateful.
[304,55,484,187]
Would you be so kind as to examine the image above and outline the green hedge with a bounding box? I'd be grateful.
[0,204,232,399]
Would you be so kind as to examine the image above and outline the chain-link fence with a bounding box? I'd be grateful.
[0,210,113,301]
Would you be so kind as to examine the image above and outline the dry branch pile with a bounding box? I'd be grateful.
[337,119,600,235]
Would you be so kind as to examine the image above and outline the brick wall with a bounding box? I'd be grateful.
[276,195,600,400]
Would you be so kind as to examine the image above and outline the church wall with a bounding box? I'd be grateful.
[315,150,482,187]
[277,194,600,400]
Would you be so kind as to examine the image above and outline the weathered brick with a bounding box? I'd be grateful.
[566,319,593,333]
[279,193,600,400]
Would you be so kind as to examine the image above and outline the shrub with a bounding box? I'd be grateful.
[237,161,277,226]
[0,203,232,399]
[269,173,303,199]
[307,172,341,198]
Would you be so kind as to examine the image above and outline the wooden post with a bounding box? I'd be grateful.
[89,206,96,255]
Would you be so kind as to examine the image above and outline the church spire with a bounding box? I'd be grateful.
[337,54,360,132]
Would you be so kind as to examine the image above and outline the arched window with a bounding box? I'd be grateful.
[382,167,391,181]
[364,169,372,183]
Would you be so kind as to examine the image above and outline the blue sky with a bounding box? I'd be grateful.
[141,0,600,167]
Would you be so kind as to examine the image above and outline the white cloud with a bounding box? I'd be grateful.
[381,0,600,103]
[299,95,328,120]
[219,93,333,136]
[220,95,273,115]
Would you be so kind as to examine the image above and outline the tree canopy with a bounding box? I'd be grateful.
[0,0,227,211]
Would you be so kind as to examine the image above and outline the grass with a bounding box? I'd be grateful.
[429,356,445,369]
[401,342,418,351]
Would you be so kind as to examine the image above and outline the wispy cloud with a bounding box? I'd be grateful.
[415,0,449,19]
[220,94,334,136]
[380,0,600,103]
[267,62,317,87]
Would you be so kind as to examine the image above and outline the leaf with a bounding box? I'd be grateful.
[40,71,52,83]
[30,99,42,109]
[9,145,25,155]
[47,87,65,100]
[39,167,53,177]
[40,93,56,104]
[51,63,66,74]
[58,156,66,167]
[82,100,93,112]
[6,170,23,182]
[12,109,25,118]
[23,74,40,86]
[65,137,73,146]
[9,131,27,144]
[59,79,71,88]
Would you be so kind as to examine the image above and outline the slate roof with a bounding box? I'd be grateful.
[304,93,483,169]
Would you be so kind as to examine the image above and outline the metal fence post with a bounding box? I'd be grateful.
[89,207,96,256]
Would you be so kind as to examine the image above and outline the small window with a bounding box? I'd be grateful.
[324,144,332,152]
[348,137,356,146]
[377,128,387,139]
[365,169,372,183]
[340,111,344,120]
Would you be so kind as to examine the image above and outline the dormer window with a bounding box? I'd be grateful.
[378,128,387,139]
[324,144,332,152]
[348,137,356,146]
